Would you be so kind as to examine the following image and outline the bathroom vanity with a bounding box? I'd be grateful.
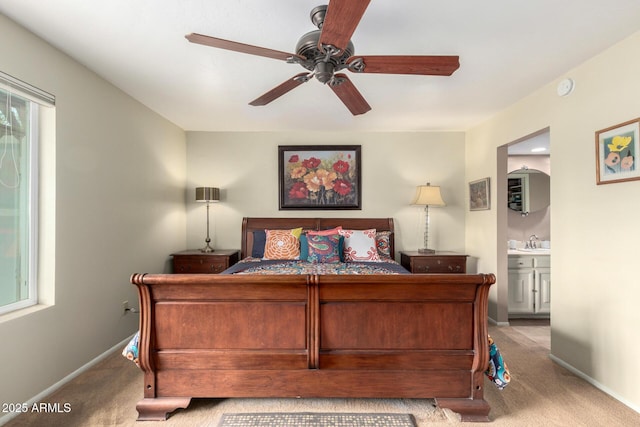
[507,251,550,318]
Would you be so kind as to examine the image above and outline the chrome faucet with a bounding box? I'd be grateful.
[526,234,539,249]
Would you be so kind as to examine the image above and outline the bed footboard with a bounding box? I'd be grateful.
[131,272,495,422]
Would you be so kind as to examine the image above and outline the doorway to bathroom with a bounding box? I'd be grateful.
[502,129,551,339]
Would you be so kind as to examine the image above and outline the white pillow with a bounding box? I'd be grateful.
[338,229,381,262]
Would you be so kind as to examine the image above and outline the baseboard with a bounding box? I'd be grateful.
[549,353,640,415]
[487,316,510,326]
[0,334,135,427]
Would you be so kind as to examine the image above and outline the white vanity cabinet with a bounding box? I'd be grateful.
[508,254,550,317]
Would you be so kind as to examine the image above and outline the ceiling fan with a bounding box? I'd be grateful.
[185,0,459,115]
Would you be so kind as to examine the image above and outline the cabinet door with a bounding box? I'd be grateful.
[508,269,535,314]
[535,268,551,314]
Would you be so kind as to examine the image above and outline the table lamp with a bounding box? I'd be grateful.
[411,183,445,253]
[195,187,220,252]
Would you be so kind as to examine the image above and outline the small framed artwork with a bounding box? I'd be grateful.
[596,117,640,185]
[278,145,361,210]
[469,177,490,211]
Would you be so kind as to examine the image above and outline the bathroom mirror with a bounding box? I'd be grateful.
[507,168,550,214]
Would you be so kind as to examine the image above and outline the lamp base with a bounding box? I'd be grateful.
[201,238,215,253]
[418,248,436,254]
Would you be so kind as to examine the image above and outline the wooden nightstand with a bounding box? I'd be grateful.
[171,249,240,274]
[400,251,468,274]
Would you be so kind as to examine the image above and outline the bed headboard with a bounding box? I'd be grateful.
[241,217,395,259]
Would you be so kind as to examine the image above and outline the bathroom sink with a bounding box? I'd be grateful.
[515,248,550,254]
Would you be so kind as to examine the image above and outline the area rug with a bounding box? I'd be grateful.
[218,412,417,427]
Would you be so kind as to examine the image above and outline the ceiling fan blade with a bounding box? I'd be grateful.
[186,33,303,62]
[347,55,460,76]
[318,0,370,53]
[249,73,311,106]
[329,73,371,116]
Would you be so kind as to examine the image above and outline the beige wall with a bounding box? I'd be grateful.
[466,31,640,411]
[0,15,187,411]
[185,132,467,258]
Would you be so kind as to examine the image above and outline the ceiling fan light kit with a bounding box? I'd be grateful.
[186,0,459,115]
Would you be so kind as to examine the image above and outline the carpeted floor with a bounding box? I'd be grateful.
[508,319,550,349]
[4,324,640,427]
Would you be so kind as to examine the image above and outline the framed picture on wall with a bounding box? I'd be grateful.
[595,117,640,185]
[278,145,362,210]
[469,177,490,211]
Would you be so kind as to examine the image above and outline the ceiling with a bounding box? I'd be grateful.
[508,132,550,156]
[1,1,640,132]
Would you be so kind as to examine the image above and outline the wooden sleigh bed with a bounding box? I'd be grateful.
[130,217,496,422]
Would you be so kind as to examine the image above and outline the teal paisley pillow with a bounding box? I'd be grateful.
[306,234,342,263]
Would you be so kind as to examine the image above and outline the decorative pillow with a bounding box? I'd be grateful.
[300,234,344,261]
[307,226,342,236]
[263,228,303,260]
[251,230,267,258]
[306,234,342,263]
[338,229,381,262]
[300,234,309,260]
[375,231,392,257]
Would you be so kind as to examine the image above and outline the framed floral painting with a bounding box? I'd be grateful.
[278,145,361,210]
[469,177,491,211]
[596,117,640,185]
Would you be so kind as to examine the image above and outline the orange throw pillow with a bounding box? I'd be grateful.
[263,228,303,260]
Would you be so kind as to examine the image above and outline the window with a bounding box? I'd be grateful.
[0,73,53,315]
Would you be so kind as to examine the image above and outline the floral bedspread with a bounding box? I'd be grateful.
[221,257,408,275]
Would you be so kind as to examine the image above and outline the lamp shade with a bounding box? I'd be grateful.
[411,183,445,206]
[195,187,220,202]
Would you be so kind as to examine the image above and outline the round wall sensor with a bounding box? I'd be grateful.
[557,78,575,96]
